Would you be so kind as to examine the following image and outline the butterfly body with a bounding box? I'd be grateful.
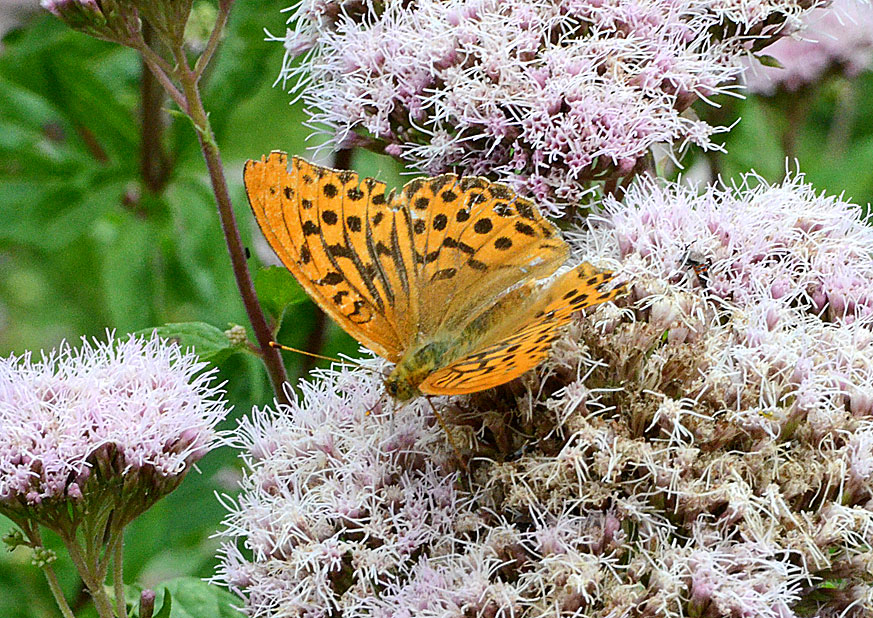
[245,152,622,400]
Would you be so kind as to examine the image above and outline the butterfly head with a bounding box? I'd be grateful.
[384,372,420,401]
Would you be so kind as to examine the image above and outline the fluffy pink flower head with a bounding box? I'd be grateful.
[743,0,873,94]
[0,333,227,527]
[220,173,873,616]
[604,172,873,320]
[279,0,826,215]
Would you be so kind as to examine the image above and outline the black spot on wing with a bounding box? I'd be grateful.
[474,218,493,234]
[488,184,512,200]
[515,199,536,220]
[515,221,536,236]
[322,210,338,225]
[317,272,343,286]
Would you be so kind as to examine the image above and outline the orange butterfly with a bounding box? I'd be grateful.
[245,152,622,401]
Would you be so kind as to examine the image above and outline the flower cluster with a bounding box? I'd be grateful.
[0,333,227,526]
[218,174,873,617]
[279,0,825,215]
[743,0,873,94]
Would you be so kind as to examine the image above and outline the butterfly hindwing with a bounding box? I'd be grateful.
[244,152,411,361]
[419,263,622,395]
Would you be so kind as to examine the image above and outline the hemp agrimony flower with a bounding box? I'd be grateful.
[0,333,228,618]
[219,175,873,617]
[279,0,830,215]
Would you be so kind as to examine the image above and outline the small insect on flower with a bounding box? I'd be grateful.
[681,246,711,288]
[244,152,625,402]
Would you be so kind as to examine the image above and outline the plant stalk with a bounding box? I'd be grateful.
[113,538,125,617]
[172,44,290,404]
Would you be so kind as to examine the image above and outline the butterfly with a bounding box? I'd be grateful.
[244,152,623,401]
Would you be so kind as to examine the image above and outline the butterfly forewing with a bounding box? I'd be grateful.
[419,262,622,395]
[244,152,410,361]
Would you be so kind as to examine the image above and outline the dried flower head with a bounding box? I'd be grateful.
[0,333,227,532]
[743,0,873,94]
[219,172,873,617]
[279,0,827,215]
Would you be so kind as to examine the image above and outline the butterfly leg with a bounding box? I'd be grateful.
[425,396,468,472]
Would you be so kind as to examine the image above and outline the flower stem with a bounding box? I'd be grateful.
[193,0,232,80]
[42,564,77,618]
[113,538,125,617]
[25,526,77,618]
[140,21,170,194]
[171,44,290,404]
[63,535,116,618]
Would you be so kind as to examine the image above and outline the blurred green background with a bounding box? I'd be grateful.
[1,1,872,616]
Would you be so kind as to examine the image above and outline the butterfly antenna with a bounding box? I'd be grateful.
[425,396,468,472]
[269,341,343,363]
[269,341,382,375]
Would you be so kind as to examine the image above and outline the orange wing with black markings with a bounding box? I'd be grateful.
[419,263,621,395]
[244,152,414,361]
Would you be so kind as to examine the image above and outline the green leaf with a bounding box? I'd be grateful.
[254,266,307,320]
[101,216,158,331]
[153,589,172,618]
[157,578,245,618]
[132,322,239,364]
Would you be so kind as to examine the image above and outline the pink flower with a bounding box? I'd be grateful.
[0,333,227,512]
[278,0,824,215]
[220,172,873,616]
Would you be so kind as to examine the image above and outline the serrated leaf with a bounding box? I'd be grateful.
[132,322,239,364]
[254,266,307,320]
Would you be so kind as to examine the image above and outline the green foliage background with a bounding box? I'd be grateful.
[0,2,871,616]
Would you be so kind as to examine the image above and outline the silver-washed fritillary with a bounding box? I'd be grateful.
[245,152,623,400]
